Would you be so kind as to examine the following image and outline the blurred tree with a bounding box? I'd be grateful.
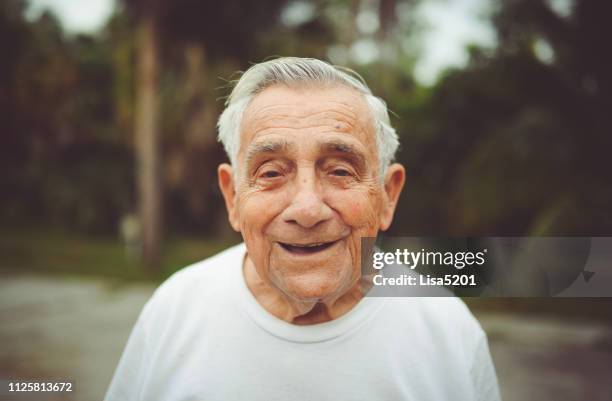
[393,0,612,236]
[121,0,289,268]
[0,0,30,222]
[4,0,609,245]
[132,1,162,269]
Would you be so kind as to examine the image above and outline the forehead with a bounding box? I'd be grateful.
[239,84,376,157]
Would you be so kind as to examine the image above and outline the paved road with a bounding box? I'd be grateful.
[1,274,611,401]
[0,274,152,401]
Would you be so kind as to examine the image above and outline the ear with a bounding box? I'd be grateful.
[218,163,241,232]
[379,163,406,231]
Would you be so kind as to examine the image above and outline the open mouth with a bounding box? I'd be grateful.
[278,240,338,255]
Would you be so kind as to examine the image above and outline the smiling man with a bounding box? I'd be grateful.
[105,57,501,401]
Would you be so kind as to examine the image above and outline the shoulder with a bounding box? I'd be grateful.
[140,242,245,323]
[386,296,482,330]
[158,242,244,293]
[380,297,486,357]
[417,297,481,329]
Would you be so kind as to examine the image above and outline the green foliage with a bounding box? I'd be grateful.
[0,227,237,282]
[1,0,610,239]
[390,0,612,235]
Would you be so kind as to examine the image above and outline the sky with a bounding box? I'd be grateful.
[25,0,117,33]
[412,0,496,85]
[24,0,496,86]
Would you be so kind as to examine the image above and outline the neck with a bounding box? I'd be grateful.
[243,255,368,325]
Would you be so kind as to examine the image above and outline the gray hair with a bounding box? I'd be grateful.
[217,57,399,178]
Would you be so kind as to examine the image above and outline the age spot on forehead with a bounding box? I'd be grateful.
[330,119,357,134]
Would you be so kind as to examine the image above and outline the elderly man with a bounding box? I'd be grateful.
[105,57,501,401]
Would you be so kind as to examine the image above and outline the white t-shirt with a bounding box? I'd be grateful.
[105,243,501,401]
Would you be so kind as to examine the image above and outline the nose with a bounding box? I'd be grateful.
[281,168,333,229]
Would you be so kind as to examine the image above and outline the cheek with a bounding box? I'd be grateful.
[328,187,383,230]
[237,189,288,237]
[237,190,287,275]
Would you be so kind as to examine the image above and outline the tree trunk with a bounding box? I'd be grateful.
[135,14,162,269]
[378,0,398,40]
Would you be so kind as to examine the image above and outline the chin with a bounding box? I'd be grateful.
[275,271,353,302]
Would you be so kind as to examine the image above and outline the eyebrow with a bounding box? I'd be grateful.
[319,140,367,169]
[245,139,294,166]
[244,138,368,170]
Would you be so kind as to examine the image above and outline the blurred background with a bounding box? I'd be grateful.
[0,0,611,400]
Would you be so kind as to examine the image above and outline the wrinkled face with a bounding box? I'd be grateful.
[220,84,402,302]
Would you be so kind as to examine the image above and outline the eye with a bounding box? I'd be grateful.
[331,168,352,177]
[260,170,281,178]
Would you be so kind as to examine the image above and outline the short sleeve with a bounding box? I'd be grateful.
[471,334,502,401]
[104,312,150,401]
